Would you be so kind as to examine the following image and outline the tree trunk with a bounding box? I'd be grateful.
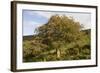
[56,49,61,58]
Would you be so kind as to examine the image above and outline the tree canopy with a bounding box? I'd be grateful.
[23,15,91,62]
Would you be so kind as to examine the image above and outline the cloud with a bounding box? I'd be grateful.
[24,10,51,19]
[23,10,49,24]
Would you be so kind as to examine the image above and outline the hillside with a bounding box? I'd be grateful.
[23,35,35,41]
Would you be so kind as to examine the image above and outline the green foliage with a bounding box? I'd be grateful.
[23,15,91,62]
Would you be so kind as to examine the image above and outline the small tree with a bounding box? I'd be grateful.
[35,15,88,58]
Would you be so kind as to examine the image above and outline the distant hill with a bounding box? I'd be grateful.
[82,29,91,35]
[23,35,35,41]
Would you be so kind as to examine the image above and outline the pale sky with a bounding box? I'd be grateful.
[22,10,91,36]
